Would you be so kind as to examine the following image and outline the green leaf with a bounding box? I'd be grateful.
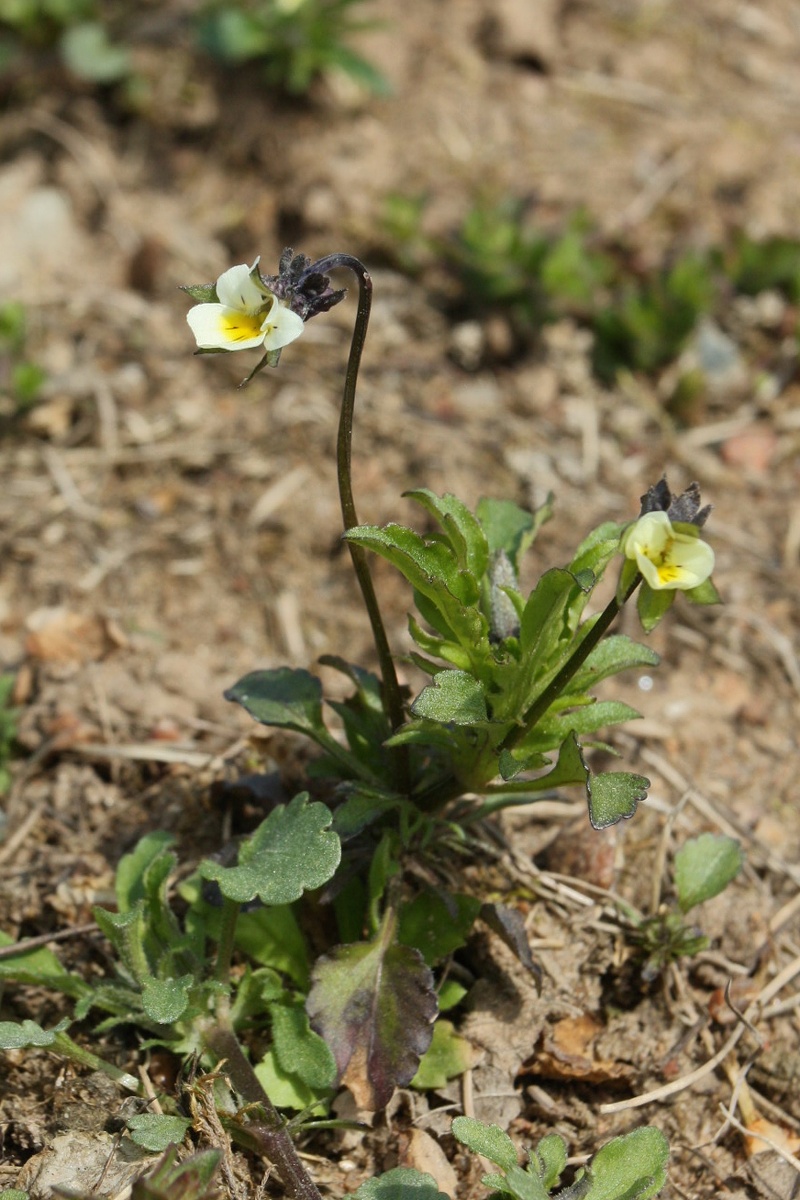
[270,1000,337,1090]
[438,979,467,1011]
[353,1168,450,1200]
[180,282,218,303]
[452,1115,519,1171]
[477,495,552,571]
[127,1114,191,1152]
[405,489,489,580]
[141,975,193,1025]
[200,792,340,906]
[411,1019,477,1088]
[530,1134,566,1191]
[331,786,406,840]
[254,1047,331,1113]
[0,1018,66,1049]
[581,1126,669,1200]
[307,937,437,1110]
[411,670,488,724]
[569,636,660,691]
[0,931,90,1000]
[234,905,309,987]
[674,834,742,913]
[0,1190,29,1200]
[225,667,327,738]
[131,1147,221,1200]
[398,891,482,966]
[60,21,130,82]
[636,585,675,633]
[533,700,642,744]
[683,577,722,606]
[345,523,487,649]
[496,730,589,791]
[116,831,176,914]
[519,568,589,678]
[588,772,650,830]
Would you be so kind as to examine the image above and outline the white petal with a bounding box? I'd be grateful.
[260,302,305,351]
[187,303,266,351]
[215,262,269,312]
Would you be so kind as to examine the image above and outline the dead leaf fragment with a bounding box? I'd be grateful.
[521,1014,636,1086]
[743,1115,800,1159]
[402,1129,458,1196]
[25,607,120,664]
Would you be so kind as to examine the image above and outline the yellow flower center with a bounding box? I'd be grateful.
[220,310,265,342]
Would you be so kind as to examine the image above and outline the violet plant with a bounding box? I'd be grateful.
[0,248,722,1200]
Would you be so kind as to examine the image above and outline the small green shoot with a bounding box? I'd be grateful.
[630,833,743,981]
[196,0,388,96]
[451,1117,669,1200]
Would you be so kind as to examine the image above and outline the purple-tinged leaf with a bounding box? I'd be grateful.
[307,936,437,1110]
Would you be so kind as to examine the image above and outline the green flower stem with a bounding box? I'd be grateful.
[501,571,643,754]
[310,254,408,789]
[202,1022,324,1200]
[52,1032,139,1092]
[213,896,241,987]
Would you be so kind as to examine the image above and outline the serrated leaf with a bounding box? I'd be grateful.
[452,1115,518,1171]
[141,974,193,1024]
[307,937,437,1110]
[354,1168,450,1200]
[674,834,742,913]
[569,636,660,691]
[0,1018,65,1049]
[200,793,340,905]
[127,1114,191,1152]
[398,891,482,965]
[411,1019,479,1088]
[581,1126,669,1200]
[534,700,642,744]
[411,670,488,725]
[588,771,650,830]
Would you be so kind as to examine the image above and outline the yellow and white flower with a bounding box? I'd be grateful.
[621,511,714,591]
[186,261,304,353]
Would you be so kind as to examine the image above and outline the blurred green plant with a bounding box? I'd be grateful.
[0,0,131,83]
[0,674,20,795]
[0,302,46,414]
[196,0,388,95]
[627,832,743,982]
[382,192,800,379]
[452,1117,669,1200]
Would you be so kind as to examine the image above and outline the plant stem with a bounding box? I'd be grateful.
[306,254,408,786]
[52,1032,139,1092]
[202,1022,324,1200]
[501,572,642,753]
[213,896,240,986]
